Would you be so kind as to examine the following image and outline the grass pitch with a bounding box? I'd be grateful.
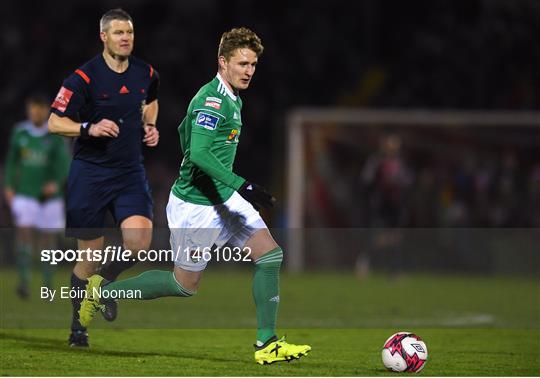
[1,268,539,376]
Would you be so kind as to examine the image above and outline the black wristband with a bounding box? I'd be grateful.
[80,122,91,138]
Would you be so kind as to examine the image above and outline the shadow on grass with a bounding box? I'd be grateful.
[0,332,234,364]
[1,331,330,374]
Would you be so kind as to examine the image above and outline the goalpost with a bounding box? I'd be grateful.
[285,108,540,272]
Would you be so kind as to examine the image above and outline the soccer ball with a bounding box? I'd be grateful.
[381,332,428,372]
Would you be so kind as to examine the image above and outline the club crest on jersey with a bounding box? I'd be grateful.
[226,129,239,144]
[196,113,219,130]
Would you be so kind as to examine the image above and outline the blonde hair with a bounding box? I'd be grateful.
[218,27,263,60]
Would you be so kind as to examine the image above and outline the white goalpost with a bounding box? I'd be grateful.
[285,108,540,272]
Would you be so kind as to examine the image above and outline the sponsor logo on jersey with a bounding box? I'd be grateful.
[52,86,73,113]
[233,112,239,120]
[119,85,130,94]
[204,101,221,110]
[21,148,47,166]
[195,113,219,130]
[206,96,222,104]
[226,129,239,144]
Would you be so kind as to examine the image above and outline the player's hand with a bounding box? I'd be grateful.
[238,181,276,210]
[4,188,14,208]
[88,119,119,138]
[42,182,58,199]
[143,124,159,147]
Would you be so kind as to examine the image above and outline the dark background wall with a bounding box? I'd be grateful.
[1,0,539,228]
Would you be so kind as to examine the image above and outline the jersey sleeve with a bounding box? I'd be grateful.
[188,93,244,190]
[190,130,245,190]
[146,67,159,103]
[3,128,20,189]
[50,71,89,118]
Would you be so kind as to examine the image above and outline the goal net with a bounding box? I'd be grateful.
[284,109,540,273]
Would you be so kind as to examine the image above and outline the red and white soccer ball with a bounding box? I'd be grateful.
[381,332,428,373]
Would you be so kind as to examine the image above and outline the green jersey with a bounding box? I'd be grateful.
[172,74,246,205]
[4,121,70,199]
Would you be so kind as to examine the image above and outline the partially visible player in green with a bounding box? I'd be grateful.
[79,27,311,364]
[4,94,70,298]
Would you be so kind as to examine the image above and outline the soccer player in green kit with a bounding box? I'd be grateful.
[79,27,311,364]
[4,94,70,298]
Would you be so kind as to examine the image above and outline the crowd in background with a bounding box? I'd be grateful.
[1,0,539,228]
[308,129,540,229]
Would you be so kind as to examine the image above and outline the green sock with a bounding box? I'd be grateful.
[252,247,283,344]
[39,233,56,288]
[41,263,54,288]
[16,242,32,287]
[101,270,194,300]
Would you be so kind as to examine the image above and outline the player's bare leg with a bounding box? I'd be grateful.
[96,215,153,322]
[99,215,152,279]
[245,228,279,261]
[173,266,203,293]
[74,238,104,278]
[99,215,152,281]
[120,215,152,254]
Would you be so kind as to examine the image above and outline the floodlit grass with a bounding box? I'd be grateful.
[1,268,539,375]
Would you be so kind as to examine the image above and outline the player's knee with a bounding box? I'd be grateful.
[253,246,283,266]
[123,233,151,255]
[173,267,202,294]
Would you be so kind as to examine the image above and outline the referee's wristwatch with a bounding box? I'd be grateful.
[80,122,92,138]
